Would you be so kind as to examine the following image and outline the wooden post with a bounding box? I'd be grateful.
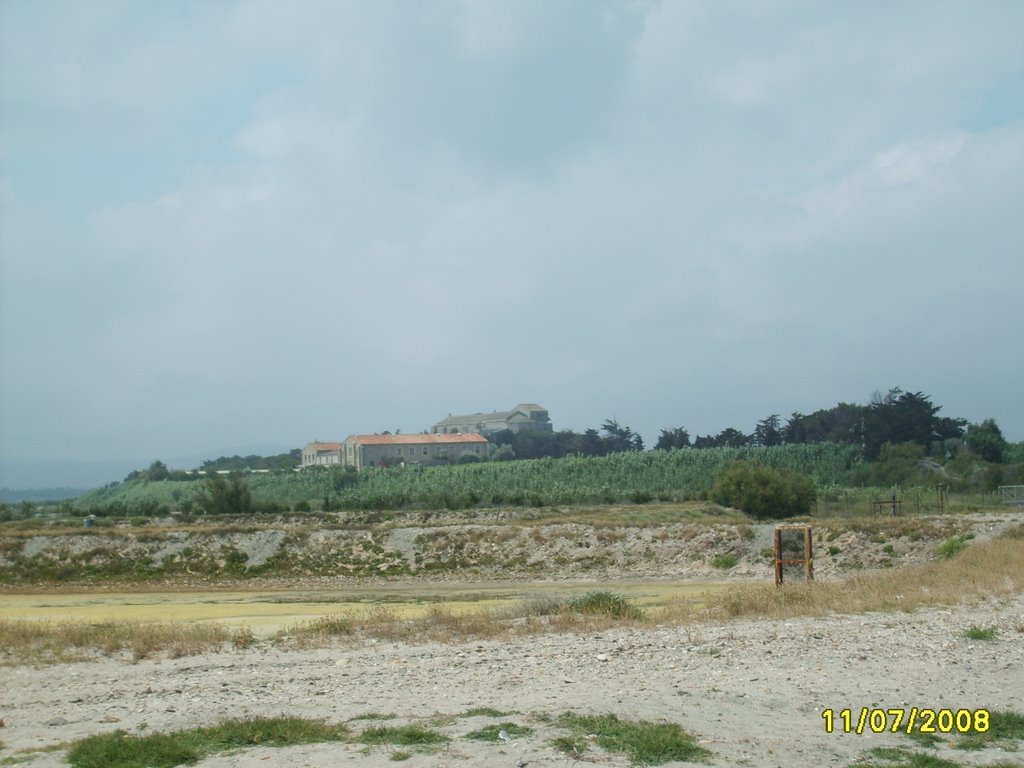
[774,525,813,586]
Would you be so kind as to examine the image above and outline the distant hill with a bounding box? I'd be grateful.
[0,487,89,503]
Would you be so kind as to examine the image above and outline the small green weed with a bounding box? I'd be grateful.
[712,554,739,569]
[554,712,709,766]
[463,722,533,742]
[389,750,411,761]
[903,726,942,748]
[552,734,589,757]
[936,536,969,559]
[349,712,397,722]
[961,625,998,641]
[462,707,512,718]
[358,725,449,747]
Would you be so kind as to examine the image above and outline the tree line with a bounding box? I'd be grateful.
[486,387,1011,465]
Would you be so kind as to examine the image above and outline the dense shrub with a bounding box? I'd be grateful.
[194,473,253,516]
[709,461,816,519]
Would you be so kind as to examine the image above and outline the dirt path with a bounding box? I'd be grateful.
[3,593,1022,767]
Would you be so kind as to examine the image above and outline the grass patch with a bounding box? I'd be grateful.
[462,707,512,718]
[961,625,998,641]
[903,726,943,748]
[850,746,960,767]
[711,553,739,569]
[955,710,1024,750]
[463,722,533,742]
[66,716,348,768]
[357,725,449,747]
[349,712,397,722]
[389,750,412,761]
[554,712,710,766]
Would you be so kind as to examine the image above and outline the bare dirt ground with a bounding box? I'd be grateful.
[2,510,1023,767]
[2,591,1023,768]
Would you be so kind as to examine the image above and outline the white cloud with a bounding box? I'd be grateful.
[3,1,1024,476]
[802,132,969,235]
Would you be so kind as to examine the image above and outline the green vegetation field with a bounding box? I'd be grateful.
[74,444,864,514]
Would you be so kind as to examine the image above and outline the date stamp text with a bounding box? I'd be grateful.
[822,708,990,735]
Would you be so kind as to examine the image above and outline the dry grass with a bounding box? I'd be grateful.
[663,525,1024,623]
[277,592,649,648]
[7,523,1021,661]
[0,619,233,664]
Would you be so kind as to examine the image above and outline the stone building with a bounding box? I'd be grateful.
[301,441,342,467]
[431,403,552,436]
[341,433,488,469]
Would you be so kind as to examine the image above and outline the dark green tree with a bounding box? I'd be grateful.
[753,415,783,447]
[655,427,691,450]
[784,403,864,444]
[965,418,1008,463]
[194,472,253,515]
[862,388,942,460]
[601,419,644,452]
[146,460,170,481]
[852,442,927,487]
[716,427,749,448]
[579,428,607,456]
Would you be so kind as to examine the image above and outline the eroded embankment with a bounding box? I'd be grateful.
[1,505,1018,586]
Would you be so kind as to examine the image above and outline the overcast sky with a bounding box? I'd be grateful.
[2,1,1022,487]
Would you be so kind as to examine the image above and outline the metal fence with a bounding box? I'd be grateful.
[999,485,1024,506]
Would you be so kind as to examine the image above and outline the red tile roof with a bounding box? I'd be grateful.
[347,433,487,446]
[306,442,341,451]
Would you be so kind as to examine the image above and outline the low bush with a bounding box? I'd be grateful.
[709,461,816,519]
[569,591,644,620]
[712,553,739,569]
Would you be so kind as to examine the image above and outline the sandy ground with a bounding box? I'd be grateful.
[2,592,1023,767]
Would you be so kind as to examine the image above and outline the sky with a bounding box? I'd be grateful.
[2,0,1023,488]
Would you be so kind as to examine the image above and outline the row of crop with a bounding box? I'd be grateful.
[72,444,864,514]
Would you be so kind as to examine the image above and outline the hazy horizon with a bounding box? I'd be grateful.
[3,2,1022,489]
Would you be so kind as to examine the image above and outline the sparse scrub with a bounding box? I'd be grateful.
[230,625,255,649]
